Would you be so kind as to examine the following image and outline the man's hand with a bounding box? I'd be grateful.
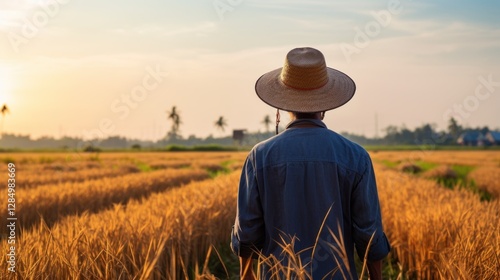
[240,256,256,280]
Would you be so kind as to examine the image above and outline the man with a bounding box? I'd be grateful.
[230,47,390,279]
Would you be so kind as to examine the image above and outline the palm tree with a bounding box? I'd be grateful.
[166,106,181,139]
[214,116,227,133]
[1,104,9,138]
[447,117,462,141]
[262,115,272,132]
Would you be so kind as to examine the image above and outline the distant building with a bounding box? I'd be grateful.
[232,129,246,145]
[486,131,500,145]
[457,131,486,146]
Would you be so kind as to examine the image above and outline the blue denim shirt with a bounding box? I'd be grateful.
[231,119,390,279]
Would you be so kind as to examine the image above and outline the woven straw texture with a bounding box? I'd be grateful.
[255,48,356,113]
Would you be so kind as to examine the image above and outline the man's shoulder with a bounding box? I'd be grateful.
[326,130,372,163]
[330,130,369,155]
[250,128,370,160]
[245,129,372,175]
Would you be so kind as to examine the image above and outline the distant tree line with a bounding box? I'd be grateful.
[341,117,497,146]
[0,131,278,151]
[0,104,275,150]
[0,113,498,150]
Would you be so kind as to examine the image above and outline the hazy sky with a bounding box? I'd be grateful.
[1,0,499,141]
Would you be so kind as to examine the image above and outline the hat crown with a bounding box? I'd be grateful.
[280,47,329,90]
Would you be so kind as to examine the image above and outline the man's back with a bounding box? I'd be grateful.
[232,119,390,279]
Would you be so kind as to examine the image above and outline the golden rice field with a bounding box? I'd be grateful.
[0,150,499,279]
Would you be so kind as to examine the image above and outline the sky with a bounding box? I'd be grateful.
[0,0,499,141]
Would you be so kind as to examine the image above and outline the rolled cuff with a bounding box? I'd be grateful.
[230,226,262,259]
[357,232,391,261]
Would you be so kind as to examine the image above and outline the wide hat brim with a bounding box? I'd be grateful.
[255,67,356,113]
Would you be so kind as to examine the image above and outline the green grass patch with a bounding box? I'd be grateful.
[126,158,153,172]
[435,177,492,201]
[135,162,152,172]
[450,164,474,178]
[427,164,492,201]
[380,159,399,168]
[414,161,438,172]
[465,180,492,201]
[206,160,234,178]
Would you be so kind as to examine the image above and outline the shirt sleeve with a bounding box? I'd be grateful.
[230,154,265,259]
[351,155,391,261]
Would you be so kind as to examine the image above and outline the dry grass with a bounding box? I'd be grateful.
[1,172,240,279]
[1,151,499,279]
[369,150,500,167]
[1,168,209,231]
[468,166,500,199]
[6,156,160,188]
[253,223,373,280]
[373,150,500,199]
[376,164,500,279]
[0,152,247,189]
[16,165,139,188]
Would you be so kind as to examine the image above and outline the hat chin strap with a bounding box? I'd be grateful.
[275,109,280,135]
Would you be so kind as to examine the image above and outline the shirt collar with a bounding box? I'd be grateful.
[286,119,327,129]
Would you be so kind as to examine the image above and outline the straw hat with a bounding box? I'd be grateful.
[255,47,356,113]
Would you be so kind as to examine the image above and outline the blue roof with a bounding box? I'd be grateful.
[488,131,500,141]
[458,131,483,141]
